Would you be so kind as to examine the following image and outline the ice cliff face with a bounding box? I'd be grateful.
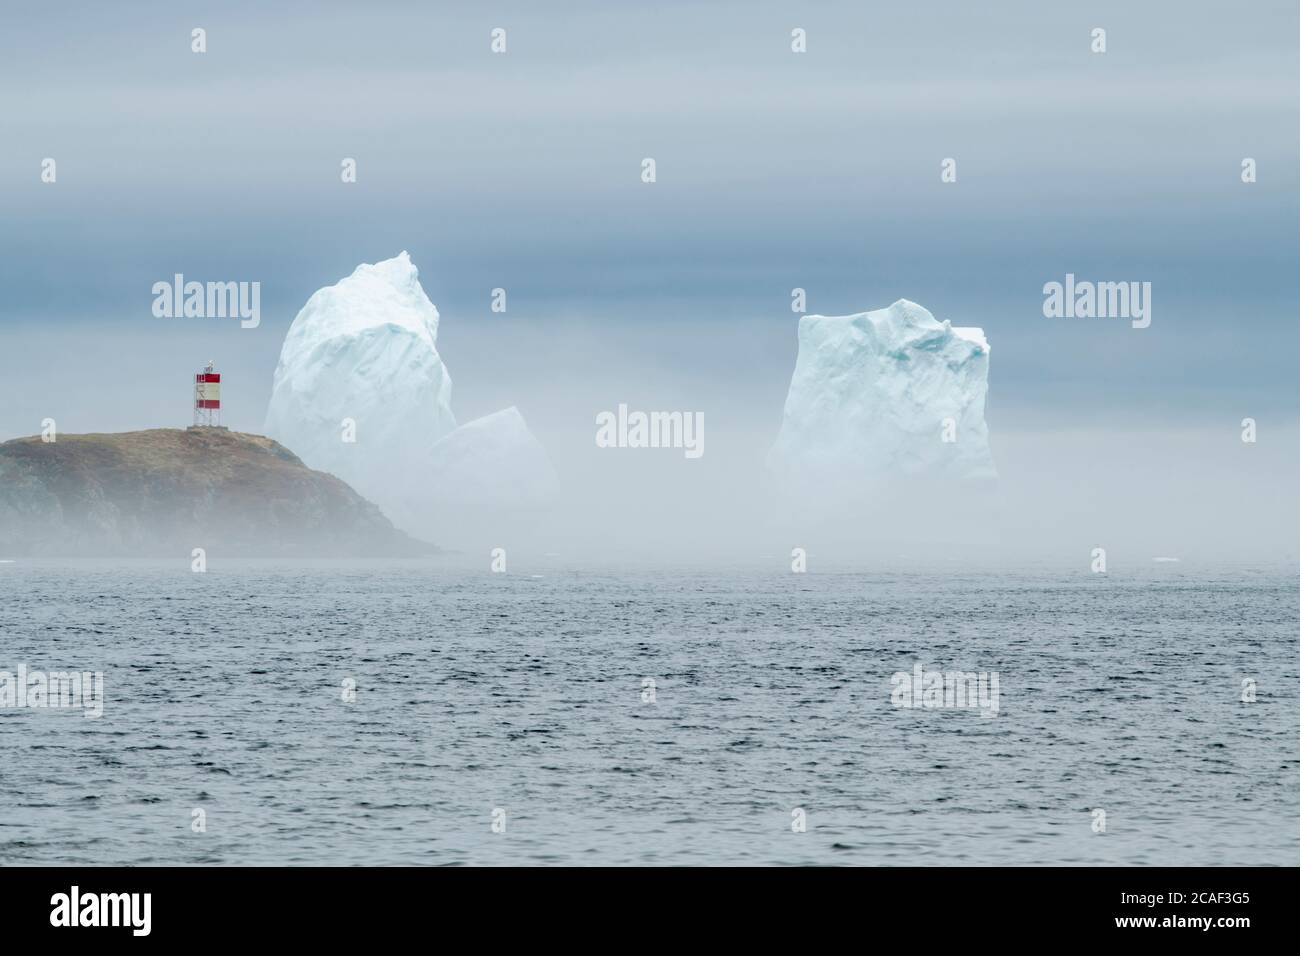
[265,253,556,536]
[768,299,995,483]
[264,251,456,497]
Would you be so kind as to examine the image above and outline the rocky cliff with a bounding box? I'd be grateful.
[0,428,431,557]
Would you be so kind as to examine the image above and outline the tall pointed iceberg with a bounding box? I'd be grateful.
[265,251,456,500]
[265,252,556,537]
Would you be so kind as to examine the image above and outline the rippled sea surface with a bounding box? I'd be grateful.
[1,558,1297,866]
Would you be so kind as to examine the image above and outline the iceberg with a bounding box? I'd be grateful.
[429,407,559,509]
[265,252,556,535]
[264,251,456,502]
[767,299,995,483]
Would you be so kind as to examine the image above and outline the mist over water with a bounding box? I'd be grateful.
[3,312,1296,563]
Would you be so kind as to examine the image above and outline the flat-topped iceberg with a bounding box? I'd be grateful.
[768,299,995,483]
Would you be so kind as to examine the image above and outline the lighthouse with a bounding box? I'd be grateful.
[193,361,221,427]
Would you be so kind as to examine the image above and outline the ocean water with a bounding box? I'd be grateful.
[0,558,1296,866]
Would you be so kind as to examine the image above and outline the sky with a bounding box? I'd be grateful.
[1,1,1297,558]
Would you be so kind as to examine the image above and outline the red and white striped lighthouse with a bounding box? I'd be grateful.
[194,361,221,426]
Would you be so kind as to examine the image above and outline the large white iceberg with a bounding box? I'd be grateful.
[264,253,556,534]
[264,251,456,497]
[767,299,995,483]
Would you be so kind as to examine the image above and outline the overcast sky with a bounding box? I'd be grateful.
[1,1,1296,556]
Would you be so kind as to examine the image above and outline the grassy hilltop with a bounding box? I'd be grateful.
[0,428,432,557]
